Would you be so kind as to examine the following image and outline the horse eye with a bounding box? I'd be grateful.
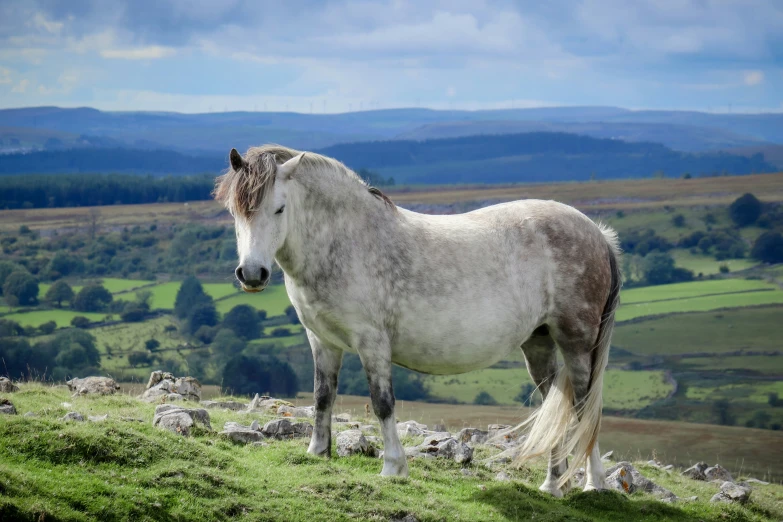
[275,205,285,215]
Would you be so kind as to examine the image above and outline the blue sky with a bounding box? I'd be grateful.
[1,0,781,113]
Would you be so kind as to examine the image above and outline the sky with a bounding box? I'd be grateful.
[0,0,782,114]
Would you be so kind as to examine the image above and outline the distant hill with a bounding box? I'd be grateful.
[1,106,782,155]
[0,132,775,183]
[726,144,783,169]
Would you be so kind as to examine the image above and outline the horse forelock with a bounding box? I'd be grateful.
[212,144,396,218]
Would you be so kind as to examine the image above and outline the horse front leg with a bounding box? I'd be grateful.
[306,330,343,457]
[356,332,408,477]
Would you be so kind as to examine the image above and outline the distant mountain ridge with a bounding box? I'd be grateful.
[1,105,782,156]
[0,132,775,184]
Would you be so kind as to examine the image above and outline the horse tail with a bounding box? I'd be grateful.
[513,224,622,487]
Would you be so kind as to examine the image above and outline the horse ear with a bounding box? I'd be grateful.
[277,152,305,179]
[229,148,245,171]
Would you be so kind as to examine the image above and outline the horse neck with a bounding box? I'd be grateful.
[276,175,393,282]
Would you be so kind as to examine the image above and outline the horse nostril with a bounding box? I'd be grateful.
[260,267,270,283]
[235,266,245,283]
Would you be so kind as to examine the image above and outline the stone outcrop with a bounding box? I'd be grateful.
[0,397,16,415]
[605,462,676,501]
[413,433,473,464]
[277,405,315,418]
[140,372,201,403]
[152,404,211,436]
[246,394,293,414]
[704,464,733,483]
[220,421,266,443]
[201,400,246,411]
[0,377,19,393]
[456,428,488,445]
[397,420,428,437]
[66,376,120,396]
[682,462,709,480]
[262,419,313,440]
[336,429,377,457]
[710,481,751,504]
[62,411,85,422]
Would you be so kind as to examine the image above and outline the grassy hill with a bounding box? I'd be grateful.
[1,384,782,521]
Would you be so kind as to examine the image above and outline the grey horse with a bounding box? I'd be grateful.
[214,145,621,496]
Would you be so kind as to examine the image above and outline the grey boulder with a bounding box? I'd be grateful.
[605,461,676,501]
[277,405,315,418]
[200,400,246,411]
[140,372,201,402]
[0,377,19,393]
[418,434,473,464]
[152,404,211,436]
[682,462,709,481]
[220,421,266,443]
[246,394,294,414]
[0,398,17,415]
[66,376,120,396]
[62,411,85,422]
[456,427,488,445]
[710,481,751,504]
[262,418,313,440]
[704,464,733,483]
[336,429,377,457]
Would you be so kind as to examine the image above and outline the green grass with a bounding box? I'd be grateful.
[685,381,783,404]
[426,369,673,410]
[97,278,156,294]
[4,309,106,328]
[203,283,241,301]
[613,305,783,357]
[620,279,778,305]
[37,283,83,299]
[617,290,783,322]
[215,284,292,316]
[114,282,180,310]
[2,384,781,521]
[670,250,759,276]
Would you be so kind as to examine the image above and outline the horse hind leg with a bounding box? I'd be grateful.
[521,327,571,497]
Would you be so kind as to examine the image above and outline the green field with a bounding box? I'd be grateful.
[620,279,778,305]
[203,282,241,301]
[215,283,292,316]
[617,290,783,321]
[669,250,759,275]
[685,381,783,404]
[425,368,673,410]
[4,309,106,328]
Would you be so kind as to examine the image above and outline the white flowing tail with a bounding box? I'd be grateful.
[514,225,621,487]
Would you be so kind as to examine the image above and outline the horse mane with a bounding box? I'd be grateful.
[213,144,396,218]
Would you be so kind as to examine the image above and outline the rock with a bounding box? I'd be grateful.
[23,411,36,417]
[418,435,473,464]
[487,424,511,439]
[336,429,377,457]
[431,423,447,432]
[120,416,144,423]
[710,481,751,504]
[333,414,351,423]
[152,405,211,436]
[262,419,313,440]
[220,421,266,444]
[390,514,418,522]
[335,421,361,429]
[605,461,676,501]
[62,412,85,422]
[200,400,247,411]
[139,372,201,403]
[606,462,634,493]
[88,414,109,422]
[482,446,523,467]
[704,464,733,483]
[682,462,709,480]
[246,394,293,414]
[359,424,378,434]
[277,405,315,418]
[646,459,663,468]
[601,450,614,461]
[0,398,16,415]
[252,441,269,447]
[663,464,674,471]
[495,471,511,482]
[456,428,488,445]
[397,420,427,437]
[745,478,769,485]
[0,377,19,393]
[461,469,475,477]
[66,376,120,396]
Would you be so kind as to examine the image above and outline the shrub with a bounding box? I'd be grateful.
[70,316,91,328]
[3,271,39,306]
[45,280,74,307]
[222,304,261,340]
[718,264,730,274]
[222,354,299,397]
[72,285,112,312]
[729,193,762,227]
[473,391,498,406]
[145,339,161,352]
[671,214,685,227]
[751,231,783,263]
[38,321,57,335]
[174,276,211,318]
[128,351,153,368]
[186,302,218,335]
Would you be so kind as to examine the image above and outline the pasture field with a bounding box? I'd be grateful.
[620,279,779,305]
[215,283,291,316]
[2,384,782,522]
[669,250,759,276]
[4,309,106,328]
[113,281,181,309]
[425,368,673,410]
[616,289,783,322]
[613,305,783,358]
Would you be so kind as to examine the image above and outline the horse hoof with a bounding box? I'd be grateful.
[583,484,604,493]
[538,483,564,498]
[380,462,409,478]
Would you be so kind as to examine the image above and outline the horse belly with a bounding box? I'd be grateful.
[391,309,526,375]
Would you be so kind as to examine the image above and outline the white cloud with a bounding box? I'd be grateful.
[32,12,63,35]
[743,70,764,86]
[0,67,11,84]
[11,78,29,93]
[100,46,177,60]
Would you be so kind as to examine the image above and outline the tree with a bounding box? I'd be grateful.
[3,271,39,306]
[46,253,85,279]
[72,284,112,312]
[222,304,261,340]
[0,261,26,295]
[211,329,245,360]
[174,276,211,318]
[38,320,57,335]
[70,316,91,328]
[729,193,762,227]
[145,339,161,352]
[712,399,735,426]
[186,302,218,335]
[46,329,100,372]
[128,351,153,367]
[284,305,300,325]
[0,319,24,337]
[514,383,538,406]
[473,391,498,405]
[642,252,694,286]
[671,214,685,227]
[222,354,299,397]
[751,231,783,263]
[45,280,74,307]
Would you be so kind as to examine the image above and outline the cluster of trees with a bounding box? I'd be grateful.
[0,327,101,381]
